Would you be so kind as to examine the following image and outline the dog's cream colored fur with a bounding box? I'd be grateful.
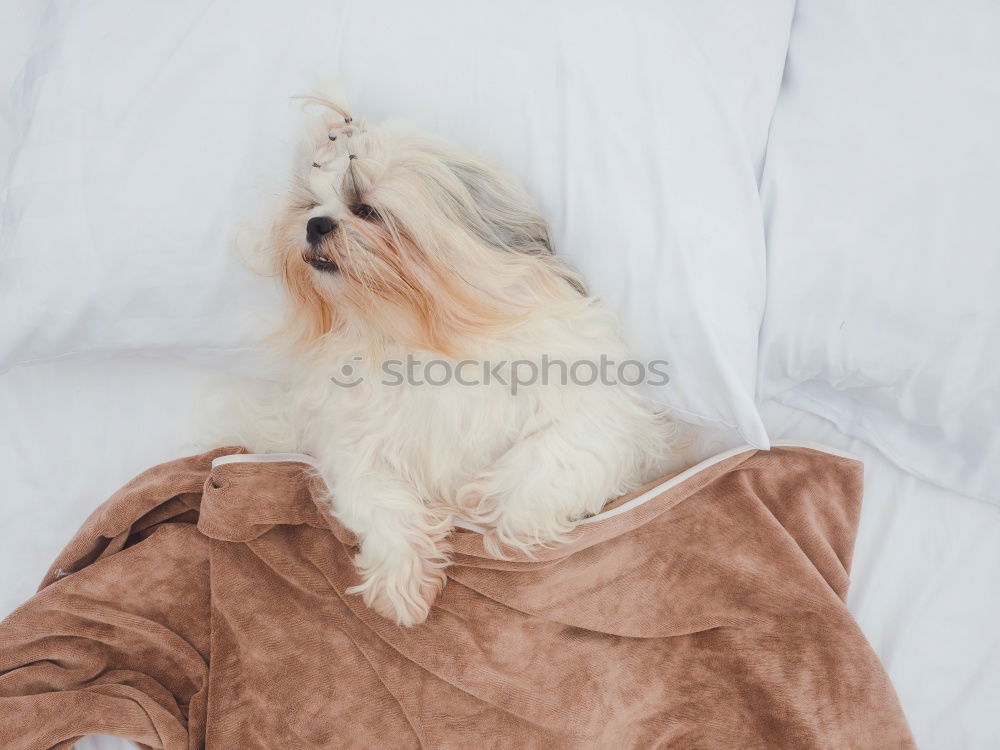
[243,97,682,625]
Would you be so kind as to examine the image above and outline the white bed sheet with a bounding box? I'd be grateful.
[1,357,998,749]
[759,401,1000,749]
[0,0,46,184]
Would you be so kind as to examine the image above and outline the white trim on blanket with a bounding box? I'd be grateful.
[580,440,860,525]
[210,441,860,532]
[212,452,320,469]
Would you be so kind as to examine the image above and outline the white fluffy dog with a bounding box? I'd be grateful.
[244,97,682,626]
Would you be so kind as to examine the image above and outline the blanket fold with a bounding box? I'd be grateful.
[0,445,914,749]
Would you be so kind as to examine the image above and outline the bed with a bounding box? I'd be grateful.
[2,1,998,748]
[2,360,997,749]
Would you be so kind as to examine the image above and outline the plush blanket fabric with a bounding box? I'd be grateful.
[0,445,913,749]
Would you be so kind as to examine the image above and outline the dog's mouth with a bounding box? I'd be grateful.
[303,250,339,274]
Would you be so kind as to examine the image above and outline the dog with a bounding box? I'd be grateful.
[242,97,682,626]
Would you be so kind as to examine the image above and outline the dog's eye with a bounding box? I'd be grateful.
[352,204,379,221]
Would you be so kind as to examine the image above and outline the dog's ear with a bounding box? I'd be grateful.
[446,158,553,257]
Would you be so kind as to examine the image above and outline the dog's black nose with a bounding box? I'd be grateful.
[306,216,336,244]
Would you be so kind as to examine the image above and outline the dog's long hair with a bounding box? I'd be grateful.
[271,96,586,358]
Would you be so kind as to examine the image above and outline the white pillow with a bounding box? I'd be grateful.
[1,0,794,447]
[758,0,1000,502]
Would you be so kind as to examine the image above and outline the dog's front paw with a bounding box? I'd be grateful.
[453,476,500,525]
[347,545,447,626]
[482,507,575,558]
[457,474,575,558]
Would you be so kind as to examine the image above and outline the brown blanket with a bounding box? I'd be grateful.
[0,445,914,749]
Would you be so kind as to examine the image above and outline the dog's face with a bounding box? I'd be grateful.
[272,100,583,355]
